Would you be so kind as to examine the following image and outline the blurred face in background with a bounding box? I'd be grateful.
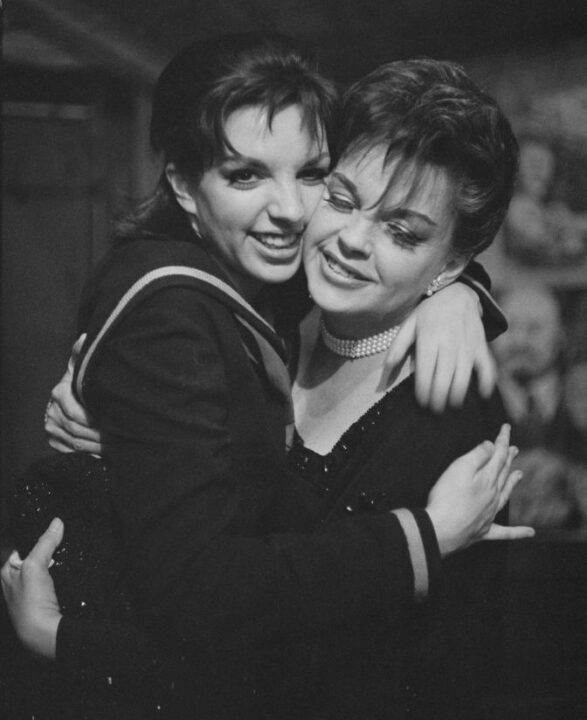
[518,140,555,201]
[494,285,563,383]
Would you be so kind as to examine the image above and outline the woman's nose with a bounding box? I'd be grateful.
[268,181,305,225]
[338,218,370,257]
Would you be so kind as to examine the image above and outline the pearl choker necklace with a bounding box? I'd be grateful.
[319,316,400,359]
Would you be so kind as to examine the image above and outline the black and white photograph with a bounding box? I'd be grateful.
[1,2,587,719]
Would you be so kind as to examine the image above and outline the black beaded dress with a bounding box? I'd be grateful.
[287,373,509,720]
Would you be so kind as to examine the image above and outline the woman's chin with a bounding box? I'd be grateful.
[253,257,303,286]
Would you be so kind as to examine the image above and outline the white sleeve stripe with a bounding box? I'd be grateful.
[391,508,429,601]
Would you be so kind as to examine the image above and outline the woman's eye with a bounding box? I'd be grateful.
[299,167,329,185]
[227,169,260,186]
[386,222,420,248]
[324,190,355,213]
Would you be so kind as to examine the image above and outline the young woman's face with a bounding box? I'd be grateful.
[186,104,330,298]
[303,147,463,337]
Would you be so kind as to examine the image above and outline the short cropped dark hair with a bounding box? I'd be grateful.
[151,32,338,181]
[338,59,519,257]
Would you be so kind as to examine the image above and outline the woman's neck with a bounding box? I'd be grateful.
[293,306,412,455]
[321,308,410,341]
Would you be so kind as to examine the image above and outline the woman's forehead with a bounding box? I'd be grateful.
[338,147,454,212]
[213,105,329,171]
[224,103,326,142]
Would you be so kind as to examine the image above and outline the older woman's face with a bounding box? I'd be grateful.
[303,148,460,336]
[187,104,330,298]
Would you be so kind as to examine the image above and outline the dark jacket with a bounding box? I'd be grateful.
[50,225,438,719]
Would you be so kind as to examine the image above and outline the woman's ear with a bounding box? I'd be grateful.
[437,254,471,288]
[165,163,198,215]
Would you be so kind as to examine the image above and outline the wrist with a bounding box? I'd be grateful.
[425,507,464,558]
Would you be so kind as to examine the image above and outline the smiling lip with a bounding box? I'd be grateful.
[250,232,301,251]
[321,249,370,283]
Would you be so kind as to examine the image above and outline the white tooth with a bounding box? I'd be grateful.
[326,254,358,279]
[253,234,297,249]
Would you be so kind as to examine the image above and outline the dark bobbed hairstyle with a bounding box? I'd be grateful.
[152,31,337,179]
[337,59,519,258]
[119,32,338,238]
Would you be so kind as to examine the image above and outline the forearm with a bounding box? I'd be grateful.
[50,507,439,682]
[163,510,439,648]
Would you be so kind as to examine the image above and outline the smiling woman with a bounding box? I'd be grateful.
[304,155,464,338]
[167,104,331,297]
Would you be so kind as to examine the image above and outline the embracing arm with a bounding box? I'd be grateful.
[386,260,505,413]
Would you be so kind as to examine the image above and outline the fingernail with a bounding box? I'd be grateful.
[49,518,63,532]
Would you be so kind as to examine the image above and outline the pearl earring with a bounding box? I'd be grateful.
[425,277,443,297]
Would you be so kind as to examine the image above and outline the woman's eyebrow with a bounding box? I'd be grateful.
[219,150,330,169]
[380,206,437,227]
[219,155,267,170]
[330,172,360,202]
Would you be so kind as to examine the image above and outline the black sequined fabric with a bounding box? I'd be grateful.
[288,388,402,516]
[8,453,123,619]
[3,453,138,719]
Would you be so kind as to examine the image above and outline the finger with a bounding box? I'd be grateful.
[27,519,64,567]
[498,469,524,511]
[475,346,497,399]
[447,354,473,408]
[490,423,512,459]
[51,435,100,454]
[57,416,100,443]
[69,334,87,368]
[50,386,89,426]
[8,550,23,569]
[482,523,535,541]
[46,398,101,445]
[46,411,89,440]
[1,551,23,585]
[481,425,511,483]
[414,339,438,409]
[427,349,458,414]
[47,437,75,454]
[495,446,519,496]
[49,436,102,455]
[46,423,82,452]
[384,316,415,371]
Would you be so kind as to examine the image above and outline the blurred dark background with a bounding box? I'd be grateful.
[2,1,587,717]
